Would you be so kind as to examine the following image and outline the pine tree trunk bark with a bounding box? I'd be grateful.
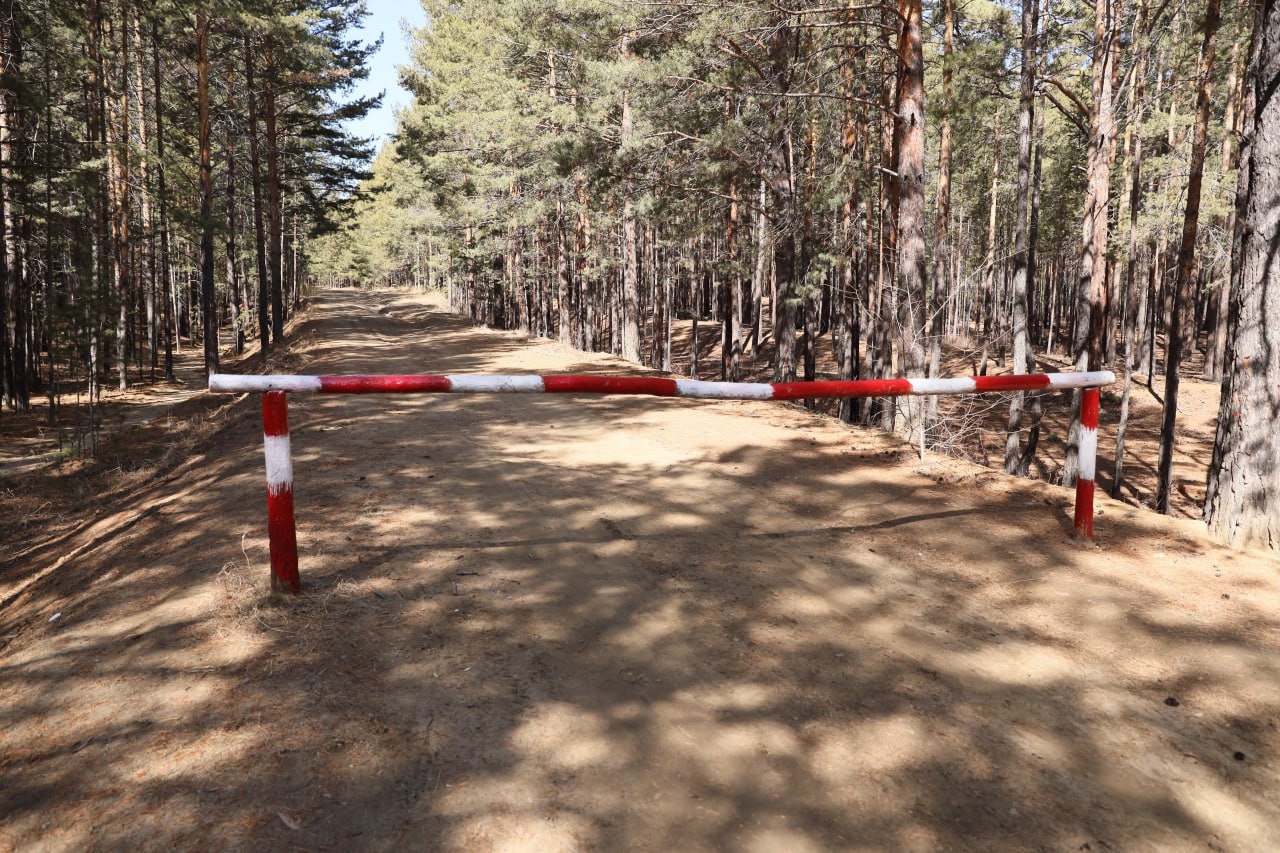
[1205,0,1280,548]
[130,9,156,374]
[555,196,570,342]
[979,109,1001,376]
[750,180,766,355]
[1205,29,1246,381]
[619,33,641,364]
[1113,0,1153,495]
[197,4,218,376]
[928,0,954,426]
[150,19,174,379]
[767,23,798,383]
[869,17,895,428]
[892,0,928,449]
[727,173,742,382]
[245,34,270,356]
[225,66,243,356]
[105,10,131,390]
[1005,0,1036,474]
[1155,0,1221,513]
[264,34,284,346]
[1064,0,1120,486]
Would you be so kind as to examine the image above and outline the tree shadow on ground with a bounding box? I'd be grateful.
[3,290,1278,852]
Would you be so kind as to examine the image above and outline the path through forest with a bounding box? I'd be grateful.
[3,289,1279,851]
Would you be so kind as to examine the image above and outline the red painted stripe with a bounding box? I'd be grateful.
[972,374,1051,393]
[1080,387,1100,429]
[771,379,913,400]
[262,389,300,593]
[319,375,452,394]
[262,390,290,437]
[542,375,680,396]
[266,484,301,594]
[1073,477,1095,541]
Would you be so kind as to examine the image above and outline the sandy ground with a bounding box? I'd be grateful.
[2,288,1279,852]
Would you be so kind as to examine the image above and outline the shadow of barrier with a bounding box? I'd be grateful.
[209,370,1115,594]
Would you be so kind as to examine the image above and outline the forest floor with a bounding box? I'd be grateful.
[670,315,1223,520]
[2,288,1279,851]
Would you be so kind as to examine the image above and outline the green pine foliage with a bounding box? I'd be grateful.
[0,0,377,413]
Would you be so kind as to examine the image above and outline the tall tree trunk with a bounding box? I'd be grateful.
[105,9,131,390]
[0,8,11,410]
[869,16,895,428]
[151,18,173,379]
[264,34,284,345]
[575,171,593,350]
[928,0,954,426]
[130,8,156,374]
[225,66,243,356]
[197,4,218,376]
[1005,0,1036,474]
[892,0,928,449]
[619,33,641,364]
[1113,0,1152,497]
[555,195,570,342]
[767,23,799,383]
[1205,0,1280,547]
[839,11,866,424]
[801,119,818,400]
[979,109,1001,376]
[245,33,270,356]
[1205,27,1246,381]
[727,173,742,382]
[1155,0,1221,513]
[750,179,766,354]
[1064,0,1120,486]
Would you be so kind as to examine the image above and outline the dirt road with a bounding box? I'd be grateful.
[3,289,1279,851]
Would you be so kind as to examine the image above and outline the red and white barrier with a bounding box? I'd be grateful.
[1074,386,1101,540]
[210,370,1113,399]
[210,371,1114,592]
[262,391,301,594]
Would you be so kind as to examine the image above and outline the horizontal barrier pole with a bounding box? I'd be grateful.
[210,370,1115,399]
[226,369,1115,593]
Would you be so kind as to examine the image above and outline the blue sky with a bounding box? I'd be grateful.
[346,1,426,148]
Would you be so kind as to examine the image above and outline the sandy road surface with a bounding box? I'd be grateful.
[3,289,1280,852]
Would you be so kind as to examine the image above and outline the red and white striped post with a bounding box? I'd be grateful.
[262,391,301,594]
[1073,387,1101,541]
[211,370,1113,592]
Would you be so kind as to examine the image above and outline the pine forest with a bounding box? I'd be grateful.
[0,1,1277,544]
[322,0,1278,546]
[6,2,1280,848]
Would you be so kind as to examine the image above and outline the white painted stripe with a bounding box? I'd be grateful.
[1078,426,1098,480]
[445,374,546,393]
[675,380,774,400]
[264,435,294,494]
[1047,371,1115,389]
[907,377,977,395]
[209,374,322,393]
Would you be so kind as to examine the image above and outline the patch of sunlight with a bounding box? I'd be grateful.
[742,827,827,853]
[945,643,1078,685]
[1008,726,1074,768]
[511,702,628,771]
[606,598,685,648]
[677,682,776,713]
[655,718,801,774]
[119,725,264,783]
[445,809,593,845]
[807,715,930,779]
[1172,769,1280,849]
